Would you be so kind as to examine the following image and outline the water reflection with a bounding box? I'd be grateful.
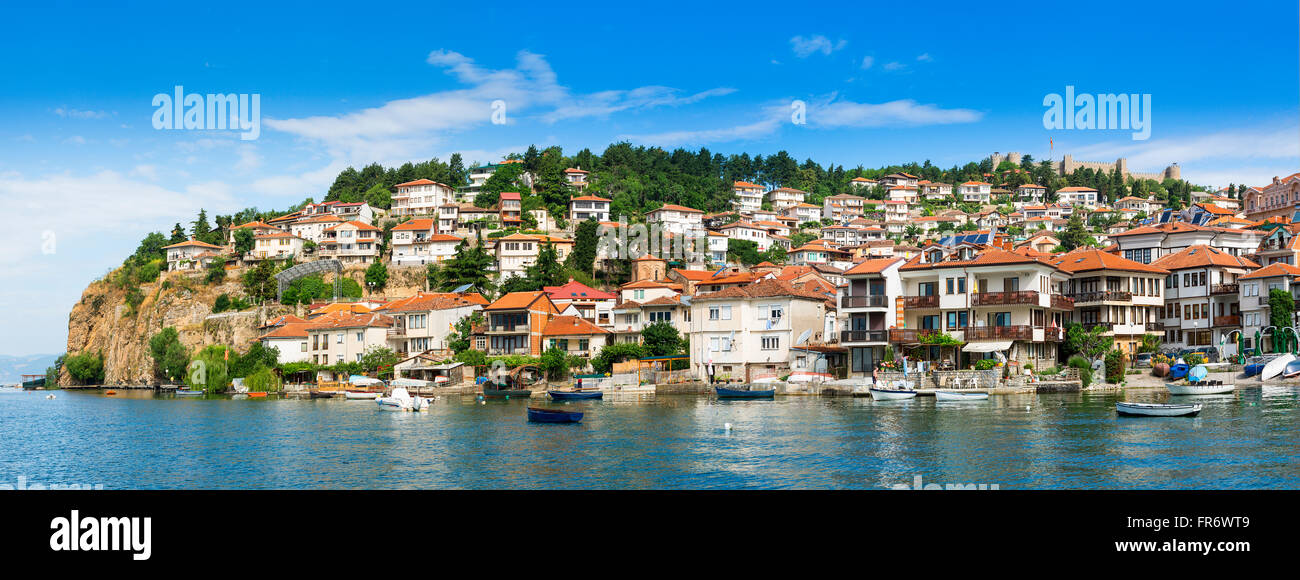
[0,387,1297,489]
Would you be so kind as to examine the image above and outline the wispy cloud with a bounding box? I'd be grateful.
[1067,124,1300,186]
[860,56,875,70]
[883,61,906,72]
[916,53,933,62]
[620,95,982,147]
[789,35,845,58]
[542,86,735,123]
[52,107,111,120]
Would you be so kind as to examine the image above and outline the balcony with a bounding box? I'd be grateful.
[840,294,889,308]
[1076,321,1114,332]
[1067,290,1132,304]
[1211,283,1239,295]
[964,325,1035,341]
[903,295,939,309]
[889,328,942,343]
[972,291,1041,306]
[840,329,888,343]
[1051,294,1074,311]
[487,324,529,334]
[1212,315,1241,327]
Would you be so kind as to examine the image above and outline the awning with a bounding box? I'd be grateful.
[961,340,1013,353]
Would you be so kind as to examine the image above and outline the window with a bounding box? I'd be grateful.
[946,311,968,329]
[356,332,363,342]
[336,333,343,344]
[991,312,1011,326]
[761,336,780,350]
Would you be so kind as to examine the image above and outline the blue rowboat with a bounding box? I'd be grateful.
[1168,363,1189,380]
[548,390,603,400]
[175,389,203,396]
[527,407,584,423]
[1243,361,1265,377]
[715,386,775,399]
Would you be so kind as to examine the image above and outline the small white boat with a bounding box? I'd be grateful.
[376,387,430,412]
[344,390,380,400]
[870,387,917,401]
[935,391,989,401]
[1116,402,1202,417]
[1165,383,1235,395]
[1260,353,1295,381]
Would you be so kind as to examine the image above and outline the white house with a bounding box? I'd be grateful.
[688,278,830,383]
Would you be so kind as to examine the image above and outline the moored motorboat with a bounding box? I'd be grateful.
[1165,382,1235,395]
[247,392,268,398]
[1116,402,1202,417]
[309,390,335,399]
[1261,354,1295,381]
[344,390,380,400]
[934,391,988,401]
[714,385,775,399]
[870,387,917,401]
[1282,359,1300,379]
[376,387,429,411]
[527,407,584,423]
[547,390,603,400]
[175,389,203,396]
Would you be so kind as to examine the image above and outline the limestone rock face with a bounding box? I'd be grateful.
[62,269,294,386]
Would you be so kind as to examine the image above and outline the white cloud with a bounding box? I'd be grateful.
[543,86,736,123]
[860,56,875,70]
[790,35,843,57]
[1065,124,1300,187]
[916,53,933,62]
[883,61,906,71]
[131,164,159,180]
[235,145,263,172]
[52,107,110,120]
[63,136,86,145]
[808,97,982,128]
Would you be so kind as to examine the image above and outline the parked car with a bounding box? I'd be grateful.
[1132,353,1154,368]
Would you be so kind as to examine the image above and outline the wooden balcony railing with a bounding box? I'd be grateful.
[903,295,939,308]
[889,328,942,343]
[840,329,888,343]
[840,294,889,308]
[964,325,1035,340]
[972,291,1040,306]
[1211,283,1239,295]
[1212,315,1241,327]
[1051,294,1074,311]
[1066,291,1131,304]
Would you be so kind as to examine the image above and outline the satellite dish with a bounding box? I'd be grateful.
[795,329,812,346]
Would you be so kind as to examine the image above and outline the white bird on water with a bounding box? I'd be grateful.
[724,422,733,432]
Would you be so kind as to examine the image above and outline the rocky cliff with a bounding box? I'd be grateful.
[62,263,431,385]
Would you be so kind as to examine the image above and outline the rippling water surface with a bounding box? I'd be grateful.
[1,388,1297,489]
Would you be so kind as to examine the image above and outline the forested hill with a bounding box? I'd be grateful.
[318,142,1218,222]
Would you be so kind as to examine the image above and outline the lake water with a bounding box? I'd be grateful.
[2,387,1298,489]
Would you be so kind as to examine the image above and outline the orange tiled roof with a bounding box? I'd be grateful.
[1240,262,1300,280]
[541,315,610,337]
[1150,245,1259,271]
[844,257,904,275]
[485,291,555,311]
[1047,248,1169,274]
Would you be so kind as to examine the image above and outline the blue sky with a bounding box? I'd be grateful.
[0,0,1296,355]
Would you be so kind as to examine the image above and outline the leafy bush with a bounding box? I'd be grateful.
[243,366,281,392]
[1067,355,1093,388]
[65,351,105,384]
[974,359,997,371]
[149,327,189,381]
[1104,349,1125,383]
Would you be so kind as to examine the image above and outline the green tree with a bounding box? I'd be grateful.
[566,218,600,274]
[1058,214,1091,250]
[541,346,570,380]
[205,260,227,284]
[149,327,190,381]
[438,238,495,293]
[591,342,646,374]
[186,345,232,393]
[641,321,683,356]
[1063,321,1114,360]
[365,261,389,294]
[232,228,255,255]
[359,345,399,378]
[242,260,278,303]
[65,351,105,384]
[726,239,763,266]
[448,312,482,353]
[523,242,566,288]
[1269,288,1295,332]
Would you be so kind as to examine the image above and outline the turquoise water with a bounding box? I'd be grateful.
[1,387,1298,489]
